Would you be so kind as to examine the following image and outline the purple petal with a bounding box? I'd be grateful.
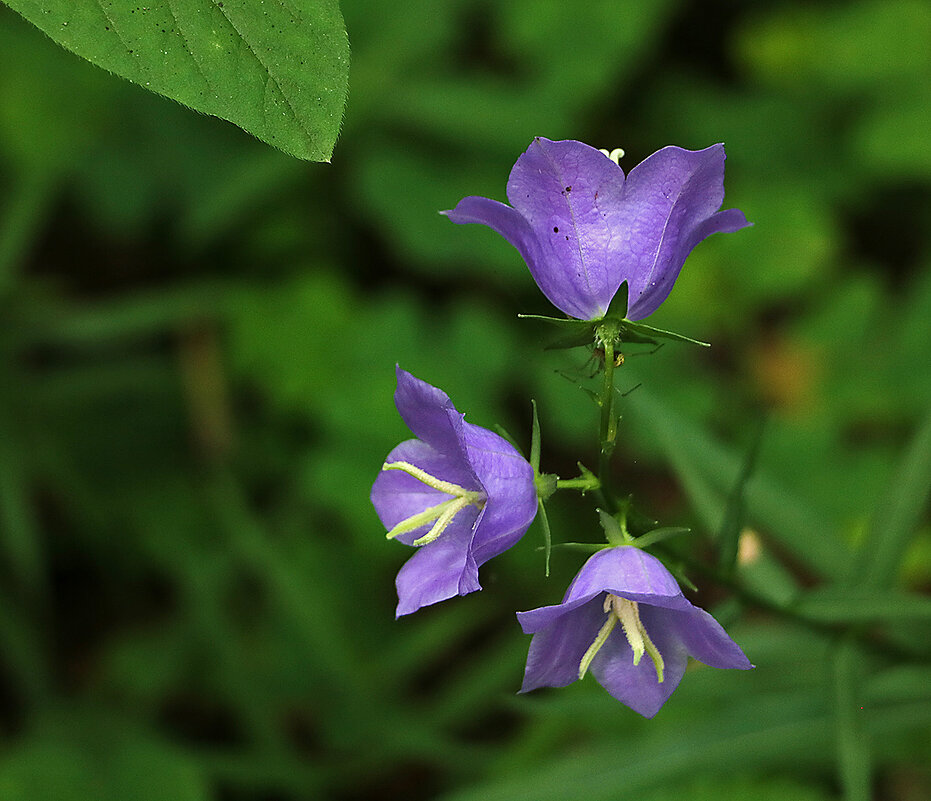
[621,145,751,320]
[518,596,608,692]
[394,367,474,467]
[443,195,539,287]
[506,138,628,320]
[462,422,537,565]
[395,507,483,617]
[563,546,690,610]
[658,605,754,670]
[589,607,689,718]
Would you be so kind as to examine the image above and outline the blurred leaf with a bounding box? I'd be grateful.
[717,419,765,574]
[795,587,931,623]
[852,406,931,587]
[0,711,209,801]
[624,387,846,580]
[833,638,871,801]
[2,0,349,161]
[737,0,931,92]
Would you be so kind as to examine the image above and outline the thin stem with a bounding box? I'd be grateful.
[598,336,618,512]
[555,477,600,491]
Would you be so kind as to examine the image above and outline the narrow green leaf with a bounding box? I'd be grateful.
[3,0,349,161]
[851,405,931,587]
[833,638,871,801]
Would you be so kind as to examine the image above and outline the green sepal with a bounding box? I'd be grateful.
[536,542,610,555]
[619,319,711,348]
[635,527,691,549]
[661,559,698,592]
[598,508,633,547]
[537,499,553,576]
[603,281,629,321]
[517,314,598,350]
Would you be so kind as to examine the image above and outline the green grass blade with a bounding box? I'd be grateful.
[851,405,931,587]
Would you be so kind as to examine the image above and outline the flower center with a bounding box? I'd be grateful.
[578,594,665,682]
[598,147,625,165]
[381,461,485,546]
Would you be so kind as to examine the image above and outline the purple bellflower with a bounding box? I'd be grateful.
[445,137,750,321]
[371,367,538,617]
[517,546,752,717]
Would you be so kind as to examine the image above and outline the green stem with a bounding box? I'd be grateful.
[598,334,618,512]
[555,477,599,491]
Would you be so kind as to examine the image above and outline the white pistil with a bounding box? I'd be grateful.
[598,147,625,165]
[381,461,485,547]
[578,594,665,683]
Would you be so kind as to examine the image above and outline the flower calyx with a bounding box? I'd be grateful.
[381,461,485,546]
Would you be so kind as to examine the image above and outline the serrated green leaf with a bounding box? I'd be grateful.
[3,0,349,161]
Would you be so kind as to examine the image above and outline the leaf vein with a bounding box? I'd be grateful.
[210,0,312,142]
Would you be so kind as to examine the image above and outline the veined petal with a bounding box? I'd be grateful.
[519,597,608,692]
[461,422,537,565]
[659,605,754,670]
[506,138,628,320]
[394,366,475,468]
[563,546,687,608]
[443,195,538,275]
[395,507,482,617]
[621,145,752,320]
[589,608,689,718]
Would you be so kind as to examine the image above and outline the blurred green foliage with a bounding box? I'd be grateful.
[0,1,930,799]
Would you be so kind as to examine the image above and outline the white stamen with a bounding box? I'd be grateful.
[579,614,617,680]
[598,147,625,165]
[413,496,473,546]
[578,594,666,683]
[381,462,485,547]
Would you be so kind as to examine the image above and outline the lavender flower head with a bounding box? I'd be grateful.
[371,367,537,617]
[445,137,750,321]
[517,546,752,717]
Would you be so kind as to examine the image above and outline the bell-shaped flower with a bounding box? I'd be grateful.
[517,546,752,717]
[445,137,750,321]
[371,367,538,617]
